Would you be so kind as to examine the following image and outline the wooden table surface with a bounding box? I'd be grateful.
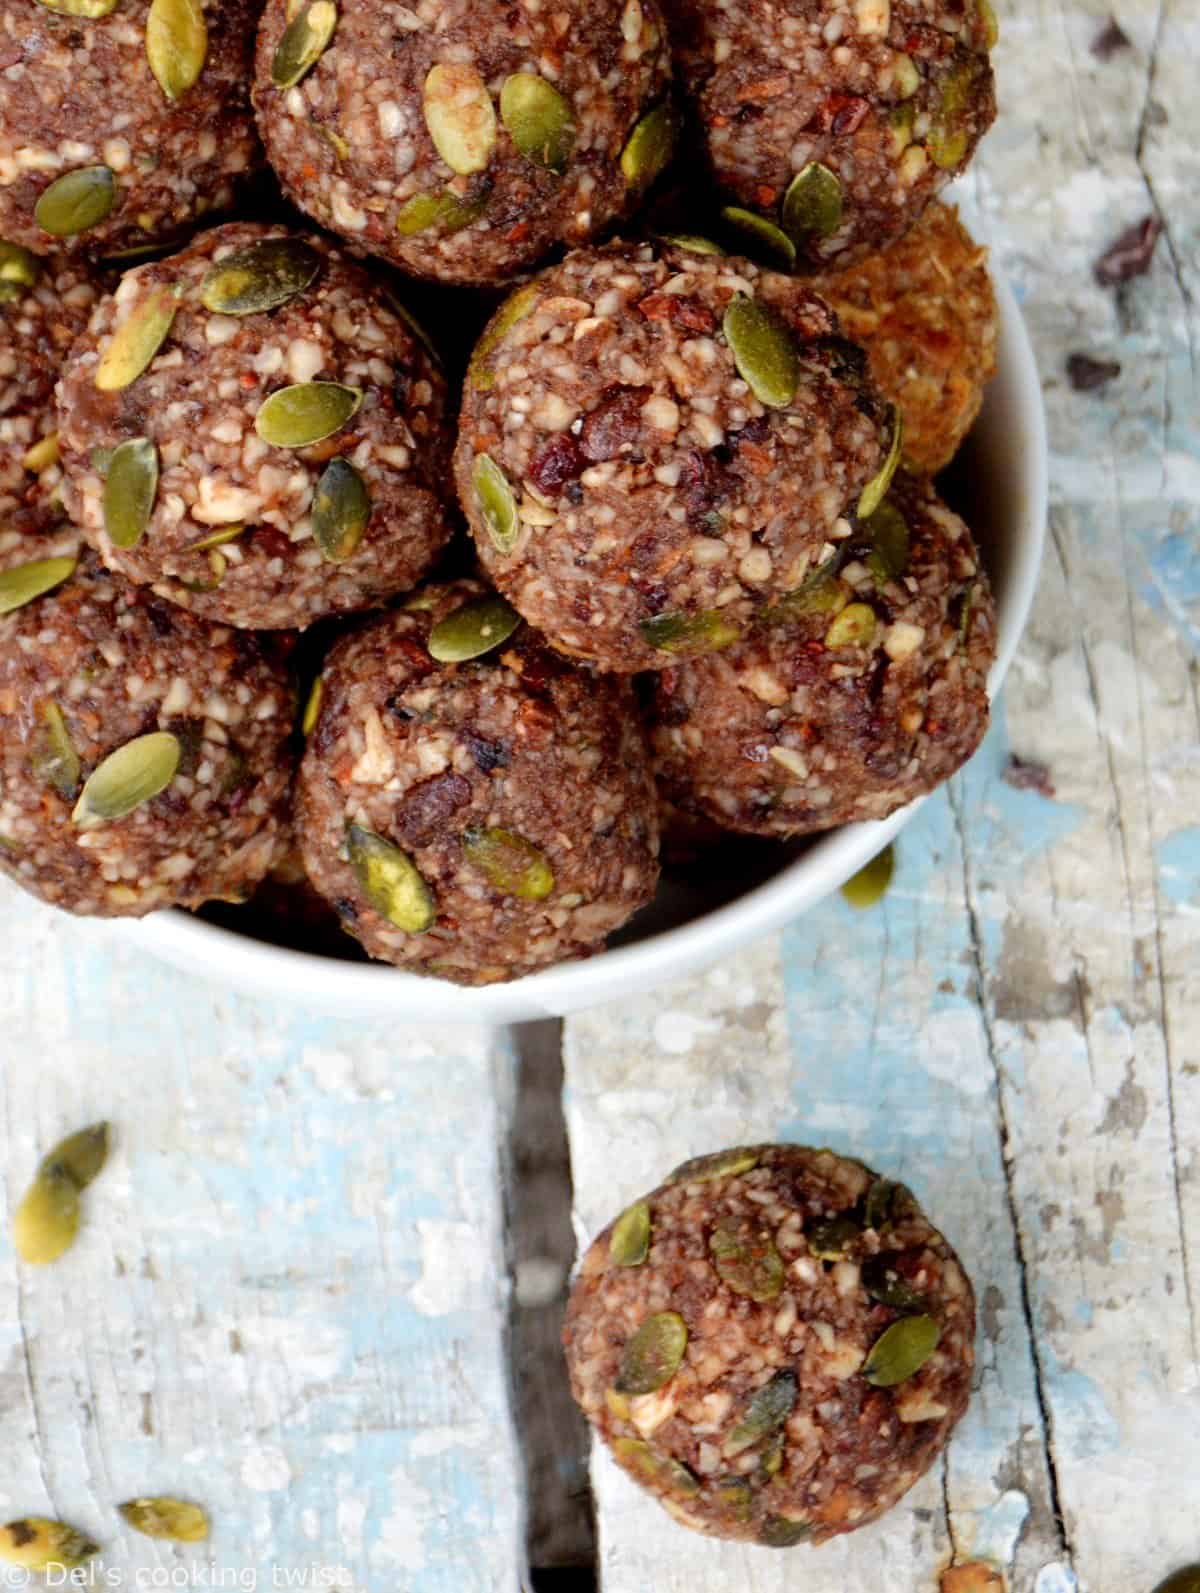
[2,0,1197,1587]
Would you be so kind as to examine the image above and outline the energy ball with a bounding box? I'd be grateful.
[0,0,261,259]
[667,0,996,270]
[812,202,997,476]
[650,473,995,835]
[252,0,673,287]
[296,580,660,984]
[57,222,451,630]
[563,1143,975,1545]
[455,241,897,673]
[0,554,295,917]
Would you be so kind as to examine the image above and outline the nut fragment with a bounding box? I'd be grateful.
[782,162,843,242]
[31,702,82,800]
[200,237,321,315]
[271,0,338,88]
[841,843,894,908]
[73,732,182,827]
[34,166,116,237]
[423,64,497,175]
[609,1200,651,1267]
[0,556,77,616]
[22,431,60,473]
[95,285,179,391]
[863,1313,940,1386]
[709,1216,785,1302]
[311,457,371,562]
[720,207,796,271]
[255,382,363,447]
[824,602,877,650]
[472,454,519,553]
[639,610,740,655]
[461,827,555,900]
[0,1519,99,1570]
[103,437,159,549]
[146,0,208,101]
[619,102,676,192]
[346,825,436,932]
[119,1498,209,1542]
[427,594,521,663]
[500,74,575,172]
[722,295,799,409]
[614,1311,687,1395]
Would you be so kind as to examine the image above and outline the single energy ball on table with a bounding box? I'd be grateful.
[667,0,996,270]
[0,554,296,917]
[649,473,995,834]
[563,1143,975,1545]
[811,201,997,476]
[455,241,898,673]
[0,0,261,259]
[56,222,451,630]
[296,580,660,984]
[252,0,673,287]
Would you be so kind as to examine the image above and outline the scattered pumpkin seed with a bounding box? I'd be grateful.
[468,283,539,389]
[0,1518,99,1570]
[928,60,979,169]
[35,165,116,236]
[604,1387,631,1421]
[805,1211,862,1260]
[200,236,321,315]
[462,827,554,900]
[11,1167,80,1264]
[271,0,337,88]
[824,601,877,649]
[42,1122,109,1190]
[612,1438,700,1497]
[658,232,723,255]
[472,453,519,553]
[186,523,243,553]
[146,0,207,100]
[301,676,323,736]
[119,1498,209,1542]
[428,593,521,663]
[614,1311,687,1395]
[620,101,676,192]
[639,609,740,655]
[725,1369,796,1456]
[73,731,180,827]
[720,206,796,271]
[841,843,894,908]
[782,161,843,243]
[978,0,999,48]
[95,283,179,391]
[759,1516,811,1548]
[31,702,81,799]
[862,1252,927,1311]
[864,1177,916,1232]
[311,457,370,562]
[500,73,574,172]
[395,187,487,237]
[715,1477,753,1521]
[423,63,497,175]
[36,0,117,13]
[669,1147,759,1184]
[857,405,903,520]
[0,555,76,615]
[346,825,436,932]
[865,498,910,583]
[22,431,60,473]
[723,294,799,409]
[103,436,158,548]
[863,1313,940,1387]
[1153,1569,1200,1593]
[609,1200,651,1267]
[255,382,362,447]
[709,1217,785,1302]
[0,240,40,297]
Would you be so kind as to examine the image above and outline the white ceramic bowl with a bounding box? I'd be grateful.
[131,267,1047,1021]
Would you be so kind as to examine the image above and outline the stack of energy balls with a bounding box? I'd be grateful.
[0,0,999,989]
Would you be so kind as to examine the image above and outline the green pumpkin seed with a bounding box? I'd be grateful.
[423,63,497,175]
[255,382,362,448]
[805,1211,862,1260]
[771,561,845,620]
[271,0,338,88]
[146,0,207,100]
[35,165,116,237]
[759,1515,811,1548]
[657,233,723,256]
[928,61,978,169]
[31,702,81,799]
[639,609,741,655]
[620,102,676,192]
[865,499,910,583]
[118,1498,208,1542]
[614,1311,687,1395]
[604,1387,632,1421]
[468,283,539,390]
[715,1477,753,1521]
[396,187,487,237]
[311,457,370,562]
[781,162,843,242]
[95,284,179,391]
[0,1518,99,1570]
[0,240,40,294]
[862,1252,927,1311]
[301,676,323,736]
[857,405,903,518]
[103,437,158,548]
[186,523,243,553]
[472,453,519,553]
[462,827,554,900]
[346,825,436,932]
[709,1216,785,1302]
[609,1200,651,1267]
[73,731,181,827]
[42,1122,109,1190]
[1153,1569,1200,1593]
[863,1313,940,1387]
[723,295,799,409]
[0,555,76,615]
[824,601,877,650]
[12,1167,80,1264]
[428,594,521,663]
[978,0,999,49]
[22,431,60,473]
[200,236,321,315]
[35,0,117,13]
[725,1369,797,1456]
[612,1438,699,1497]
[669,1148,759,1184]
[500,73,575,173]
[864,1177,916,1232]
[841,843,894,908]
[720,207,796,271]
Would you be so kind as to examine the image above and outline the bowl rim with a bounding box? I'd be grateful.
[123,266,1048,1022]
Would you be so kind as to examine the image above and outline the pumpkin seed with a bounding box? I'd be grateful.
[721,207,796,271]
[118,1498,209,1542]
[472,454,519,553]
[186,523,244,553]
[271,0,337,88]
[1154,1570,1200,1593]
[805,1211,862,1260]
[709,1217,785,1302]
[725,1369,796,1456]
[715,1477,753,1521]
[42,1122,109,1190]
[428,593,521,663]
[0,1518,99,1570]
[614,1311,687,1395]
[723,295,799,409]
[35,165,116,236]
[396,187,487,237]
[604,1387,632,1421]
[978,0,999,48]
[255,382,362,447]
[468,283,539,390]
[146,0,207,100]
[312,457,370,562]
[759,1515,811,1548]
[865,498,910,583]
[669,1148,759,1184]
[609,1200,651,1267]
[12,1167,80,1264]
[36,0,117,13]
[95,284,179,391]
[760,1429,785,1477]
[841,843,894,908]
[346,825,436,932]
[423,63,497,175]
[928,60,979,169]
[462,827,554,900]
[772,561,845,619]
[857,405,903,517]
[301,676,323,736]
[500,73,575,172]
[200,236,321,315]
[864,1177,916,1232]
[103,436,158,548]
[31,702,81,799]
[0,240,40,294]
[0,555,76,615]
[315,121,350,159]
[620,101,676,192]
[862,1253,927,1311]
[658,232,723,256]
[639,609,741,655]
[22,431,60,472]
[612,1439,699,1497]
[863,1313,940,1386]
[824,601,877,649]
[73,731,180,827]
[781,162,843,242]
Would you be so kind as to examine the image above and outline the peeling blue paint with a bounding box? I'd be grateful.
[1156,825,1200,906]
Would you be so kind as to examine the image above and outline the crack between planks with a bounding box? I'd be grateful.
[15,1266,55,1512]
